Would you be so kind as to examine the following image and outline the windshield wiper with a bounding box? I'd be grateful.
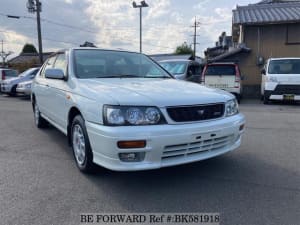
[144,76,172,79]
[95,75,141,78]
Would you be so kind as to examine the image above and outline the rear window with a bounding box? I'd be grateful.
[5,70,18,77]
[204,65,236,76]
[268,59,300,74]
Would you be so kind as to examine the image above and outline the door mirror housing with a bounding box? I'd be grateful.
[261,68,266,75]
[45,68,65,79]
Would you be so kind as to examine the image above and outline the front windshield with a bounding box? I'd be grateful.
[159,61,187,75]
[19,68,38,77]
[73,49,171,79]
[268,59,300,74]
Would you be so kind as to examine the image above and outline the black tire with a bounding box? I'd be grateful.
[71,115,95,173]
[263,91,269,105]
[236,94,241,104]
[8,85,17,97]
[33,102,48,128]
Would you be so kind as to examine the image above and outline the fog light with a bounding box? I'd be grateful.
[239,124,245,131]
[119,152,145,162]
[117,140,146,149]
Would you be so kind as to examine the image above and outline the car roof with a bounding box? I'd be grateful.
[69,47,140,54]
[0,68,16,70]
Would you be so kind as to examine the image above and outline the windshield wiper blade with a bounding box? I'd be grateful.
[117,74,141,78]
[95,75,141,78]
[145,76,172,79]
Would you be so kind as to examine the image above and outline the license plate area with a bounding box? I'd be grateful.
[283,94,295,101]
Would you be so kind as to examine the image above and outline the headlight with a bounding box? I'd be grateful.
[25,83,31,88]
[103,105,165,126]
[225,99,239,117]
[266,76,278,82]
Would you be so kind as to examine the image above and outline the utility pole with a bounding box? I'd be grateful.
[27,0,43,64]
[191,17,201,58]
[0,40,13,67]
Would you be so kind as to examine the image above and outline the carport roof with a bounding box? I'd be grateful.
[233,0,300,25]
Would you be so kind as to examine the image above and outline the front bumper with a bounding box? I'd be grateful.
[86,113,245,171]
[265,84,300,100]
[1,84,13,93]
[16,86,31,95]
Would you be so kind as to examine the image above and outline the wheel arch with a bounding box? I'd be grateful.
[67,106,83,145]
[31,93,36,111]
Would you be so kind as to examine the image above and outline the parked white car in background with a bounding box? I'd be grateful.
[261,58,300,104]
[0,68,18,82]
[0,68,18,91]
[31,48,245,173]
[1,67,39,96]
[16,80,33,96]
[201,62,243,103]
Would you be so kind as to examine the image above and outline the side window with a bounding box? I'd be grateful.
[53,54,67,75]
[187,65,196,76]
[40,56,56,77]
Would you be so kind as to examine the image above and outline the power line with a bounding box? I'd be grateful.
[0,13,190,52]
[0,29,79,46]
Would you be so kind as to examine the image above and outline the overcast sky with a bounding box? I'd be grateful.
[0,0,258,58]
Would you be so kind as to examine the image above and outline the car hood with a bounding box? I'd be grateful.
[19,80,32,85]
[269,74,300,83]
[173,74,185,80]
[77,78,233,107]
[3,76,30,84]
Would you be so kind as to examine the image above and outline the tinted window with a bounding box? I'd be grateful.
[30,68,39,76]
[204,65,236,76]
[159,61,187,75]
[5,70,18,77]
[188,65,202,75]
[74,50,171,79]
[268,59,300,74]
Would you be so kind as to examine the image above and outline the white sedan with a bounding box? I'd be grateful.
[16,80,33,96]
[31,48,245,173]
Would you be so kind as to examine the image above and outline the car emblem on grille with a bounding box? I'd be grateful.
[197,109,205,115]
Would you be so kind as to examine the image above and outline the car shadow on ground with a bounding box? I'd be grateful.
[30,112,299,225]
[0,93,30,100]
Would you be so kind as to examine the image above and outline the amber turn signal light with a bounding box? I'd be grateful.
[117,140,146,149]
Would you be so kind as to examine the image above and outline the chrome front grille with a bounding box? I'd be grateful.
[162,134,235,161]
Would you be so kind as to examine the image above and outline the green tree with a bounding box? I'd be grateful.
[22,43,38,54]
[174,42,193,55]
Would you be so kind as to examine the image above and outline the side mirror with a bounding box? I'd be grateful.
[261,68,266,75]
[45,68,65,80]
